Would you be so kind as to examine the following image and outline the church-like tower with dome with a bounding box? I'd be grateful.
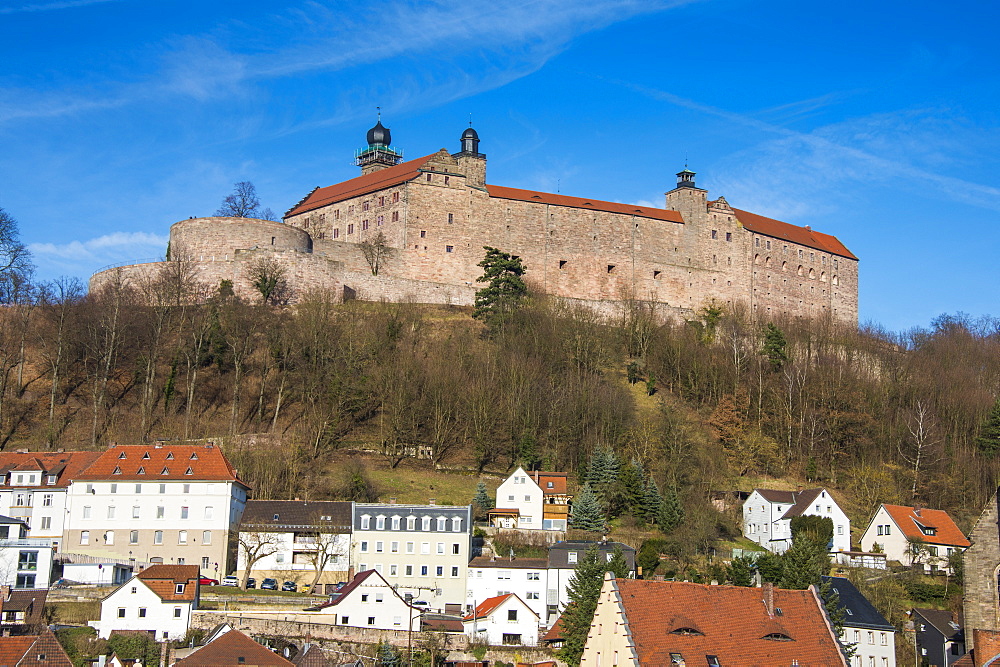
[91,119,858,325]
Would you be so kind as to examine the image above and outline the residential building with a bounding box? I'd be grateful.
[0,588,47,635]
[463,594,539,646]
[66,443,249,576]
[860,504,970,572]
[173,629,294,667]
[912,608,965,667]
[351,503,472,610]
[61,562,133,586]
[822,576,896,667]
[0,451,101,549]
[91,563,200,640]
[580,576,847,666]
[309,569,420,631]
[490,468,571,531]
[466,556,547,621]
[546,541,635,623]
[236,500,352,593]
[0,628,74,667]
[742,487,851,553]
[0,516,53,590]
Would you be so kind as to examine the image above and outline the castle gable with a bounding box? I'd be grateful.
[733,207,857,260]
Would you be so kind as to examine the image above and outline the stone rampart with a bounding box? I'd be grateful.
[964,492,1000,634]
[171,217,311,260]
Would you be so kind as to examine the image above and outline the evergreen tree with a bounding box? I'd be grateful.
[473,246,527,328]
[607,460,644,518]
[570,484,606,533]
[516,433,541,470]
[762,322,790,371]
[728,555,755,586]
[375,640,402,667]
[472,481,493,515]
[755,551,784,584]
[606,545,631,579]
[977,397,1000,457]
[636,539,664,577]
[557,545,607,667]
[641,478,663,524]
[657,485,684,533]
[585,447,610,488]
[778,537,829,590]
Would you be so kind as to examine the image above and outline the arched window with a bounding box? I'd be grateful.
[820,271,827,282]
[765,256,771,267]
[809,268,816,279]
[797,265,804,276]
[754,254,761,265]
[781,261,787,272]
[832,275,840,285]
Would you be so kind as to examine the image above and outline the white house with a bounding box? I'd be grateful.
[91,563,200,640]
[860,504,970,572]
[490,468,571,531]
[236,500,352,594]
[0,515,54,590]
[466,556,548,623]
[311,569,420,631]
[0,451,101,549]
[546,541,635,624]
[742,488,851,554]
[463,593,539,646]
[65,443,249,576]
[823,576,896,667]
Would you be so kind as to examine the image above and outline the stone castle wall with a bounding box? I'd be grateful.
[964,492,1000,634]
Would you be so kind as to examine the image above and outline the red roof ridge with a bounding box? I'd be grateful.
[464,593,514,621]
[486,185,684,224]
[879,504,970,547]
[732,207,857,260]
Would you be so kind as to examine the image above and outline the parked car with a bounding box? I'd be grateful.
[411,600,430,609]
[261,578,278,590]
[245,577,256,589]
[198,577,219,586]
[221,575,239,587]
[281,581,297,592]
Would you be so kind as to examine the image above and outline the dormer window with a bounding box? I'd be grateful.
[137,467,145,475]
[360,515,370,530]
[547,482,554,488]
[142,452,150,460]
[46,476,56,485]
[166,452,174,460]
[112,467,121,475]
[762,633,793,641]
[161,467,170,475]
[670,627,704,636]
[185,467,193,475]
[118,452,127,459]
[175,583,185,594]
[190,453,198,460]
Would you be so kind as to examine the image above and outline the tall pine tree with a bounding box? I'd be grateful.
[570,484,606,533]
[472,481,493,515]
[558,545,630,667]
[657,485,684,533]
[642,478,663,524]
[977,397,1000,457]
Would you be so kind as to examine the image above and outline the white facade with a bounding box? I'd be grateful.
[843,626,896,667]
[463,594,539,646]
[91,574,196,640]
[466,558,547,622]
[0,519,53,590]
[62,562,133,586]
[494,468,544,529]
[315,570,419,631]
[859,505,966,573]
[236,531,351,582]
[742,488,851,554]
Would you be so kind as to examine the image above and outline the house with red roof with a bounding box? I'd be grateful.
[743,487,851,554]
[491,468,571,531]
[91,563,200,640]
[65,443,249,577]
[463,593,539,647]
[173,629,293,667]
[861,504,970,573]
[0,628,73,667]
[581,575,847,666]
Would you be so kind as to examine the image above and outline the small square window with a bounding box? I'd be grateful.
[420,230,426,238]
[446,245,454,253]
[607,264,616,274]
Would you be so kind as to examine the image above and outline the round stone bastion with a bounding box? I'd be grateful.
[169,217,312,260]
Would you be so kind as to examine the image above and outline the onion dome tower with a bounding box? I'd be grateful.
[355,110,403,175]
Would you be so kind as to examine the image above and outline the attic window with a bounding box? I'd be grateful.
[670,655,684,665]
[137,467,145,475]
[190,453,198,460]
[185,467,194,475]
[762,633,793,641]
[922,526,937,536]
[113,467,121,475]
[707,657,721,667]
[166,452,174,460]
[118,452,127,459]
[273,514,280,520]
[175,583,185,594]
[238,659,245,664]
[142,452,150,460]
[671,627,704,636]
[161,467,169,475]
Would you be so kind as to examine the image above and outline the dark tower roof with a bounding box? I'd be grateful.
[675,167,700,189]
[462,126,479,141]
[366,120,391,147]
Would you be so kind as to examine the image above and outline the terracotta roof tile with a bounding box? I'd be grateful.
[464,594,513,621]
[542,615,564,643]
[137,564,200,602]
[880,505,970,547]
[734,208,858,260]
[486,185,684,223]
[0,629,73,667]
[0,452,101,488]
[530,471,568,496]
[613,580,846,666]
[0,636,34,666]
[75,445,244,484]
[174,630,293,667]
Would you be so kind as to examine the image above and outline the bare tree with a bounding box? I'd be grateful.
[0,207,33,304]
[898,400,942,499]
[236,530,281,590]
[359,231,393,276]
[246,256,289,305]
[303,516,346,593]
[216,181,264,218]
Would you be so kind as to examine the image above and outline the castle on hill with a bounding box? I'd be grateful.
[91,119,858,324]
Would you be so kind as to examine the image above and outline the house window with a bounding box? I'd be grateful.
[376,516,385,530]
[422,517,431,531]
[178,530,187,544]
[348,224,354,234]
[203,530,212,544]
[129,531,139,544]
[17,552,37,571]
[362,219,369,230]
[377,215,384,226]
[117,608,126,618]
[391,211,399,222]
[204,507,214,520]
[421,565,428,576]
[390,564,398,575]
[452,567,459,576]
[181,506,189,519]
[568,552,577,564]
[508,609,518,621]
[448,213,454,223]
[361,541,369,553]
[135,483,142,493]
[176,583,185,594]
[421,542,430,554]
[362,201,369,212]
[426,174,432,182]
[42,494,52,507]
[15,574,34,589]
[133,506,140,519]
[157,506,165,519]
[437,518,446,531]
[405,565,413,576]
[105,530,114,545]
[361,516,370,529]
[453,543,460,554]
[407,516,415,530]
[159,484,166,494]
[406,542,414,553]
[607,264,616,274]
[40,517,51,530]
[368,616,376,626]
[436,566,443,576]
[711,230,717,239]
[154,531,163,544]
[107,506,116,519]
[80,531,89,545]
[437,542,444,554]
[391,541,399,553]
[376,541,384,553]
[174,608,182,618]
[333,228,340,239]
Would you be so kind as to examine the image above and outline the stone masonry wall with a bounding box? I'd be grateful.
[964,492,1000,634]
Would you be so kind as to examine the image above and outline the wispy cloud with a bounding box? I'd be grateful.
[0,0,119,14]
[29,232,168,279]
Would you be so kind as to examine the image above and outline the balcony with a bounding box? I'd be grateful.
[0,539,51,548]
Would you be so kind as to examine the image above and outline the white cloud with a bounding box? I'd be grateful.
[29,232,168,280]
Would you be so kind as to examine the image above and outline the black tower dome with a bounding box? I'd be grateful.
[461,126,479,141]
[366,120,391,147]
[459,124,481,155]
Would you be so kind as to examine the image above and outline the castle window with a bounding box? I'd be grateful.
[446,245,454,253]
[348,224,354,234]
[766,240,771,250]
[822,256,826,265]
[798,249,803,258]
[728,257,731,265]
[713,255,717,264]
[832,275,839,285]
[607,265,616,274]
[426,174,432,182]
[726,232,732,242]
[393,192,399,203]
[333,228,340,239]
[810,252,815,261]
[448,213,454,224]
[335,210,340,220]
[711,230,717,239]
[379,196,385,206]
[362,201,369,212]
[755,238,760,248]
[392,211,399,222]
[754,254,760,265]
[362,219,369,231]
[783,245,788,253]
[765,256,771,267]
[809,268,816,279]
[782,261,787,271]
[349,205,355,214]
[420,230,426,238]
[270,237,275,245]
[653,270,661,279]
[377,215,384,226]
[820,271,827,282]
[559,260,567,269]
[797,265,804,276]
[834,258,839,269]
[444,176,450,185]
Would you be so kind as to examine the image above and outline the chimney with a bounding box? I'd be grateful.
[429,498,436,506]
[914,504,922,517]
[762,582,775,617]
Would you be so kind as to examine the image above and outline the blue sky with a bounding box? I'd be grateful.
[2,0,998,332]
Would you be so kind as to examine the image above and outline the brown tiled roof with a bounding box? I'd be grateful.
[0,629,73,667]
[486,185,684,223]
[137,564,199,602]
[468,556,548,570]
[174,630,293,667]
[75,444,243,484]
[284,155,435,217]
[734,208,857,260]
[0,452,102,488]
[530,471,568,496]
[464,594,512,622]
[614,580,846,666]
[542,615,565,643]
[1,589,47,626]
[881,505,970,548]
[240,500,352,532]
[290,645,328,667]
[0,636,34,665]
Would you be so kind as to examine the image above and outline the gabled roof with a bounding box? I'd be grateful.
[173,630,293,667]
[612,580,846,666]
[312,570,410,610]
[0,452,102,488]
[0,629,73,667]
[913,608,964,640]
[75,444,244,484]
[486,185,685,224]
[463,593,537,622]
[530,471,568,496]
[542,615,565,643]
[240,500,352,532]
[291,645,328,667]
[750,488,834,520]
[879,504,970,547]
[285,155,435,217]
[136,564,199,602]
[821,576,894,631]
[0,588,47,626]
[734,208,858,260]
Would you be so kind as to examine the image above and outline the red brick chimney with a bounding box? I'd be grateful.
[762,582,775,617]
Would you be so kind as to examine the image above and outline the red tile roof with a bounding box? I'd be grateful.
[486,185,685,224]
[137,564,200,602]
[542,615,565,643]
[285,155,436,217]
[0,636,35,666]
[75,444,244,484]
[0,451,102,488]
[464,594,513,622]
[0,629,73,667]
[530,471,568,496]
[733,208,857,260]
[880,504,970,548]
[174,630,293,667]
[612,580,846,666]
